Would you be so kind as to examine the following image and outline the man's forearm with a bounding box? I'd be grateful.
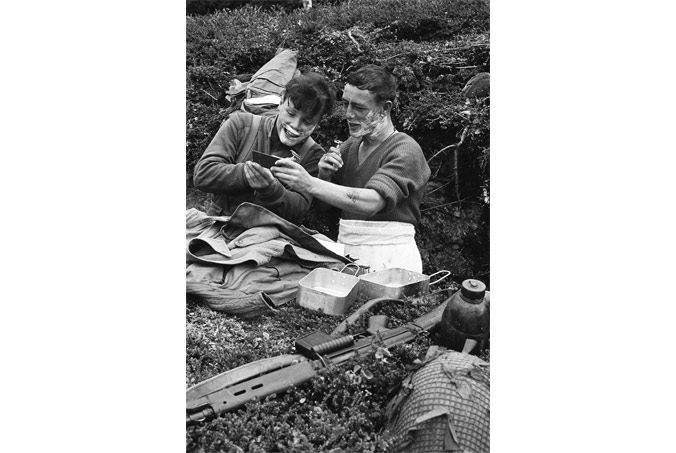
[193,118,249,193]
[257,180,312,224]
[307,177,385,216]
[193,157,250,193]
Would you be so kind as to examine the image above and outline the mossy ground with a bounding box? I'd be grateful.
[187,283,491,452]
[186,1,489,450]
[185,202,489,451]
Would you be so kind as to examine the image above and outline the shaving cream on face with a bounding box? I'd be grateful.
[279,124,315,146]
[348,109,387,138]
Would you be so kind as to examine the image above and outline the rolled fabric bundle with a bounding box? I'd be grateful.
[186,281,276,319]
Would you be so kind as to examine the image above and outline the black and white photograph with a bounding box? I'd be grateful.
[185,0,491,451]
[7,1,675,452]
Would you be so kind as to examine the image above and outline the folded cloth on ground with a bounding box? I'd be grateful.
[215,203,351,263]
[187,258,339,316]
[186,208,215,243]
[186,203,351,267]
[221,258,312,306]
[186,261,227,285]
[186,281,276,319]
[226,225,289,248]
[186,204,349,318]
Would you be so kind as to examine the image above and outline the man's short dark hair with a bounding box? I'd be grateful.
[283,72,336,119]
[346,64,397,104]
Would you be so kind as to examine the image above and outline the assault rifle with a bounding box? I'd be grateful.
[186,297,448,424]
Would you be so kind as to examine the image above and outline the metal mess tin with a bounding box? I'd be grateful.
[297,267,361,316]
[358,268,451,299]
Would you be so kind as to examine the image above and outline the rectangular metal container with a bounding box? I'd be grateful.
[297,268,361,316]
[358,268,450,300]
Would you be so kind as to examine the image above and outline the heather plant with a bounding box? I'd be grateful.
[186,294,441,452]
[186,2,490,449]
[186,287,479,451]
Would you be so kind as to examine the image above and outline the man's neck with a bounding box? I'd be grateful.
[361,122,396,149]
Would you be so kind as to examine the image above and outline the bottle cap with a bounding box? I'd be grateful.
[460,279,486,300]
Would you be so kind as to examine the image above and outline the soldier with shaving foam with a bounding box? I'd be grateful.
[273,65,430,272]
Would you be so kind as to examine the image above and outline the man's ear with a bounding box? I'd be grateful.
[381,100,393,115]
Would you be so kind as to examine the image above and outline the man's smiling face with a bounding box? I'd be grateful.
[276,98,320,147]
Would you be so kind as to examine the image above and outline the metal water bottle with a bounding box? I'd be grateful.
[439,279,490,354]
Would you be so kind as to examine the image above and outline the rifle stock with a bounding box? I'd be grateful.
[187,300,447,424]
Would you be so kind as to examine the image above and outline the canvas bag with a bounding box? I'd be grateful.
[242,48,301,115]
[223,48,301,119]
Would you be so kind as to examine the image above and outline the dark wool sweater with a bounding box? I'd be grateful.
[334,132,430,225]
[193,112,324,224]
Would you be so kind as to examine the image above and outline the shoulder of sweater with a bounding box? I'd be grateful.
[225,111,251,128]
[309,141,325,152]
[386,132,423,154]
[228,111,275,128]
[392,131,420,145]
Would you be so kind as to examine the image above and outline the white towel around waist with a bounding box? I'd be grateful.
[337,219,415,245]
[337,219,422,273]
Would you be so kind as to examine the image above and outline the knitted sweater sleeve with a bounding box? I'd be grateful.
[364,136,430,215]
[194,113,323,224]
[192,113,251,193]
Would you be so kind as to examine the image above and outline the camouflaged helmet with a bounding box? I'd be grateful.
[383,347,490,452]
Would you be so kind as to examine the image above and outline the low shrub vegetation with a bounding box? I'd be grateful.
[186,0,490,281]
[186,1,489,451]
[187,287,491,452]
